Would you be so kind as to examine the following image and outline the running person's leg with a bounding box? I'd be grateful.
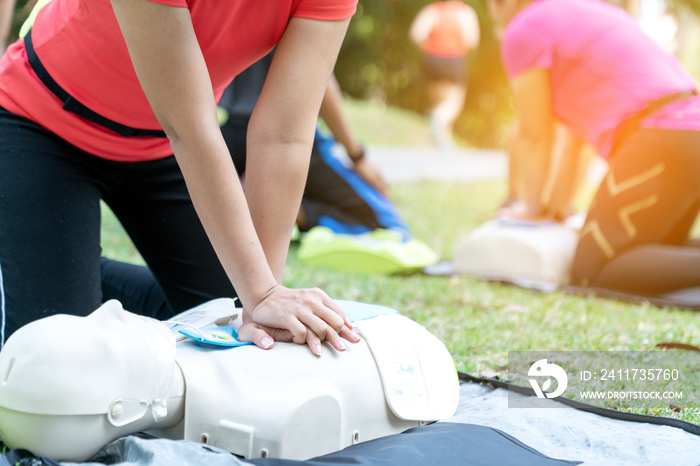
[0,109,104,344]
[572,129,700,294]
[423,56,468,150]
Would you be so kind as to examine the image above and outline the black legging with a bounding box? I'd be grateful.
[0,108,235,344]
[572,128,700,295]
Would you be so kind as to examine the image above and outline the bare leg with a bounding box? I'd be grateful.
[594,245,700,294]
[426,79,466,152]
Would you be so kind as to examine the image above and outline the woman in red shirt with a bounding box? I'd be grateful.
[0,0,360,354]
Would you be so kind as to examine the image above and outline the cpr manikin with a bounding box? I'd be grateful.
[0,299,459,462]
[453,218,581,291]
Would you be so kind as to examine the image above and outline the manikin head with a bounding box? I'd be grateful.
[0,300,184,461]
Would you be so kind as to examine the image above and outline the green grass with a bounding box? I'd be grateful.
[100,101,700,426]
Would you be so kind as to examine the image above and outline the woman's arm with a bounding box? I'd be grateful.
[543,126,591,220]
[111,0,357,355]
[456,5,480,51]
[0,0,16,51]
[508,68,556,219]
[409,6,435,48]
[319,74,389,197]
[246,17,351,283]
[244,16,362,353]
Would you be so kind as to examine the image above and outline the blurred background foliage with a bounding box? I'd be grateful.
[334,0,700,149]
[667,0,700,15]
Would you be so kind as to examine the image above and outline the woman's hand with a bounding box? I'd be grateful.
[496,198,559,224]
[496,198,528,219]
[237,284,360,356]
[352,158,390,198]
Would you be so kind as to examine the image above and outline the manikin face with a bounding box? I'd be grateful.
[0,300,176,416]
[0,302,179,462]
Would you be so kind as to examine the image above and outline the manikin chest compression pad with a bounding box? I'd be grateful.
[162,298,459,460]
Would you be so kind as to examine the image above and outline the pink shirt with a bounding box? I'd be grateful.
[0,0,357,161]
[502,0,700,158]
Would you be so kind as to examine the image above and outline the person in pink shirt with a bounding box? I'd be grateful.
[0,0,362,354]
[487,0,700,299]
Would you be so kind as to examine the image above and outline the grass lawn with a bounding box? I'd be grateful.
[100,100,700,426]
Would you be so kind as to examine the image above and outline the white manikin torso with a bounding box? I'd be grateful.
[0,299,460,462]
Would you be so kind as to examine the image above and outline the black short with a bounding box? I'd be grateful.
[424,55,468,83]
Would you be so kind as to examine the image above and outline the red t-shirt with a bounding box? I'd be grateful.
[0,0,357,161]
[420,1,473,58]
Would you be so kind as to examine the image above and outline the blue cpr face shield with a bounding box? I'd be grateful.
[177,325,251,347]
